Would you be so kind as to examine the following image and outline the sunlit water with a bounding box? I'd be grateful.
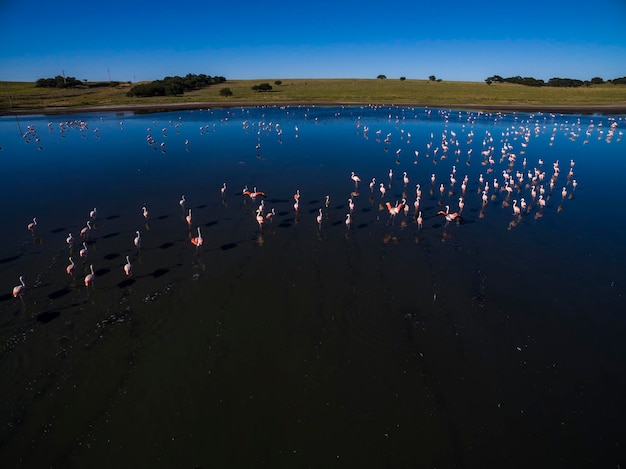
[1,105,625,467]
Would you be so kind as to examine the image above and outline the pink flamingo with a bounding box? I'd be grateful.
[27,217,37,234]
[12,276,26,298]
[66,257,75,275]
[437,205,462,222]
[134,231,141,249]
[84,265,95,287]
[123,256,132,276]
[351,171,361,188]
[191,227,203,246]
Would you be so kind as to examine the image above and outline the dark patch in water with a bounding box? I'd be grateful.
[357,223,368,229]
[220,243,237,250]
[157,215,168,220]
[102,232,120,239]
[0,255,20,264]
[95,268,111,277]
[160,242,174,249]
[152,268,169,278]
[204,221,218,227]
[36,311,60,323]
[50,227,65,234]
[106,215,120,220]
[278,222,291,228]
[196,204,207,209]
[0,292,13,302]
[118,278,136,288]
[103,253,120,260]
[471,270,487,308]
[49,288,71,300]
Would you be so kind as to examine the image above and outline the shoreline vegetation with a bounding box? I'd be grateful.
[2,78,626,116]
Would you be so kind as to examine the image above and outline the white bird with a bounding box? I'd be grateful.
[12,276,26,298]
[84,264,95,287]
[134,231,141,249]
[123,256,132,276]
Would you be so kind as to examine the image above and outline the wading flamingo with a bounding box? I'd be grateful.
[84,265,95,287]
[437,205,462,223]
[66,257,75,275]
[351,171,361,188]
[12,276,26,298]
[191,227,204,246]
[123,256,132,276]
[134,231,141,249]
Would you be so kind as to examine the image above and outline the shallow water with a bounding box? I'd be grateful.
[1,105,625,467]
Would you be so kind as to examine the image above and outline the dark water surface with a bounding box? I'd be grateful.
[1,106,625,467]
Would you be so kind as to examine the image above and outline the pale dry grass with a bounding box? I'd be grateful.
[2,79,625,113]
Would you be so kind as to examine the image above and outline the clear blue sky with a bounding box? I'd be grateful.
[1,0,625,83]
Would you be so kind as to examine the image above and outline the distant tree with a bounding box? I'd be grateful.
[611,76,626,84]
[274,80,282,86]
[35,75,82,88]
[127,74,226,97]
[377,74,387,79]
[251,83,273,92]
[219,87,233,97]
[485,78,492,85]
[428,75,436,81]
[590,77,604,85]
[486,75,504,83]
[399,76,406,81]
[547,77,584,87]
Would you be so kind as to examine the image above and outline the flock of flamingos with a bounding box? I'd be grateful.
[8,108,623,301]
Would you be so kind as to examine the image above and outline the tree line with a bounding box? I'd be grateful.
[36,75,85,88]
[485,75,626,87]
[127,74,226,97]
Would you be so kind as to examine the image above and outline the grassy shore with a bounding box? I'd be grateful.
[2,78,626,115]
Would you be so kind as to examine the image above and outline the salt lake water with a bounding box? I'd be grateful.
[1,105,625,467]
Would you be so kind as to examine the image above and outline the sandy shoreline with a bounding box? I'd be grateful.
[3,101,626,116]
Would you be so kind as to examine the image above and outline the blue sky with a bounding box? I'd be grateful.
[1,0,625,83]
